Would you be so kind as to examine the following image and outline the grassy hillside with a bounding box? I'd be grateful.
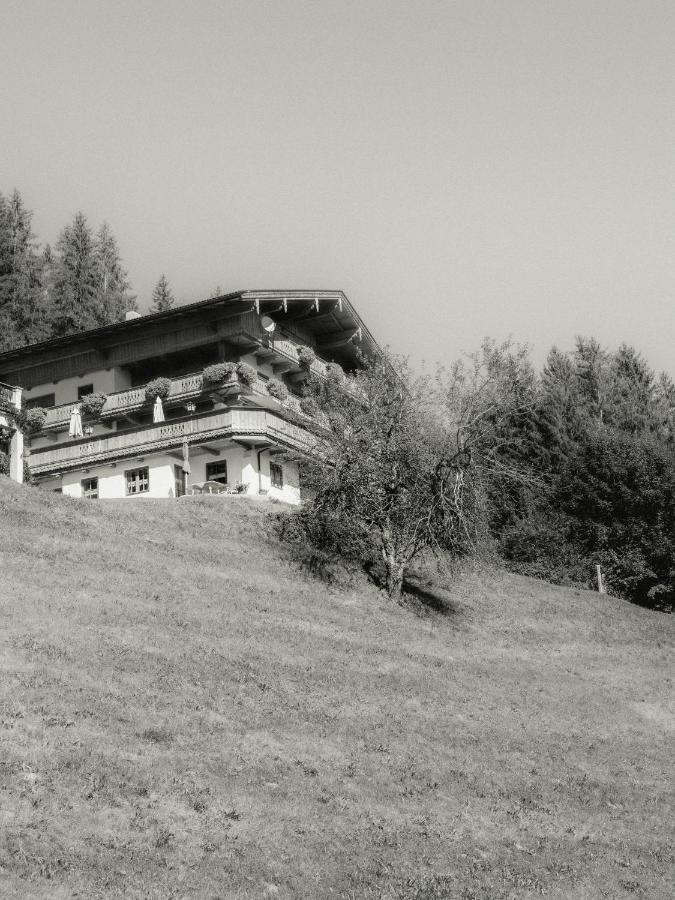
[0,477,672,899]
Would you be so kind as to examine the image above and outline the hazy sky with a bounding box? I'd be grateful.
[2,1,674,374]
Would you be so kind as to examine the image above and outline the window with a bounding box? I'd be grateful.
[206,460,228,485]
[78,384,94,399]
[125,466,149,495]
[26,393,55,409]
[82,477,98,499]
[270,462,283,489]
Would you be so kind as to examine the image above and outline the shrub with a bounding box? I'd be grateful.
[266,379,288,401]
[79,393,107,421]
[144,377,172,402]
[297,346,316,371]
[0,450,8,475]
[236,362,256,387]
[203,362,236,386]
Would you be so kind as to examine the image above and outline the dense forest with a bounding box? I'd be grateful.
[473,340,675,611]
[2,188,673,610]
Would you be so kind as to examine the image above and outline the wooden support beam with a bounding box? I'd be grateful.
[198,444,220,456]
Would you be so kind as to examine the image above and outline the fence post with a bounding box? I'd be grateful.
[596,564,606,594]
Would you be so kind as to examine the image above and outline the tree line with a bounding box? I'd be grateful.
[0,189,176,352]
[290,340,675,611]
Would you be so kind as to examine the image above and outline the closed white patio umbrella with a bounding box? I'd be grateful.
[153,396,165,423]
[69,405,83,438]
[181,438,191,475]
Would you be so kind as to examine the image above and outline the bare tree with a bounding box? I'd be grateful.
[294,356,484,597]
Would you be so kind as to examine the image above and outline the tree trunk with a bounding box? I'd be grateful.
[382,543,405,598]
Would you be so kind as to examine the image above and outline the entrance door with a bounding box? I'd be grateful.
[174,464,187,497]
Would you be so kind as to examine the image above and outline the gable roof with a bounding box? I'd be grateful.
[0,289,382,374]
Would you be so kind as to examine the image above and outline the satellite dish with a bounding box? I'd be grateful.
[260,315,276,334]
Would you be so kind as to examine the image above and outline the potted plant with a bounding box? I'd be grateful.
[78,392,107,421]
[266,379,288,401]
[236,362,256,387]
[300,396,319,417]
[297,346,316,371]
[144,377,172,403]
[23,407,47,434]
[202,362,236,386]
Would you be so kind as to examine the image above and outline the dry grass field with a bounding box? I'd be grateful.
[0,477,672,899]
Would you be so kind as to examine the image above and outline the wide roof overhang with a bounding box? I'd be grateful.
[0,289,381,372]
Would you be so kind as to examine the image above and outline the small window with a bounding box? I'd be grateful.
[125,466,149,495]
[270,462,283,489]
[82,477,98,499]
[206,460,228,485]
[78,384,94,400]
[26,393,55,409]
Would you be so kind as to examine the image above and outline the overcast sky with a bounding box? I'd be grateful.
[2,1,674,374]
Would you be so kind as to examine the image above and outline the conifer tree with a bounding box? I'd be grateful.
[94,222,137,323]
[150,274,174,312]
[573,336,611,424]
[0,190,50,350]
[653,372,675,444]
[607,344,655,434]
[537,346,579,468]
[50,212,100,336]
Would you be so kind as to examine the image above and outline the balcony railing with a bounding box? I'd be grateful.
[29,408,315,475]
[41,372,207,430]
[37,370,321,435]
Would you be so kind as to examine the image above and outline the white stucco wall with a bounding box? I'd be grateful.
[44,444,300,504]
[23,367,132,407]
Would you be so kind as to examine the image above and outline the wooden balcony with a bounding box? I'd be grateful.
[29,407,315,476]
[41,372,210,431]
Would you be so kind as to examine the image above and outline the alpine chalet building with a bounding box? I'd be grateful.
[0,290,379,503]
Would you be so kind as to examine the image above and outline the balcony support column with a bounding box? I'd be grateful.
[9,430,23,483]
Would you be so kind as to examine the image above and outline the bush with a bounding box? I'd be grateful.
[203,362,236,386]
[236,362,256,387]
[266,379,288,401]
[297,346,316,371]
[79,393,107,421]
[144,377,172,402]
[0,450,8,475]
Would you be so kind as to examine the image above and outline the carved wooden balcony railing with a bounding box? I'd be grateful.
[41,372,208,430]
[29,408,315,475]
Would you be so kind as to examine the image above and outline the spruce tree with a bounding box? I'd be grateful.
[607,344,655,434]
[50,212,100,336]
[573,336,611,424]
[0,190,51,350]
[94,222,137,323]
[150,274,174,312]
